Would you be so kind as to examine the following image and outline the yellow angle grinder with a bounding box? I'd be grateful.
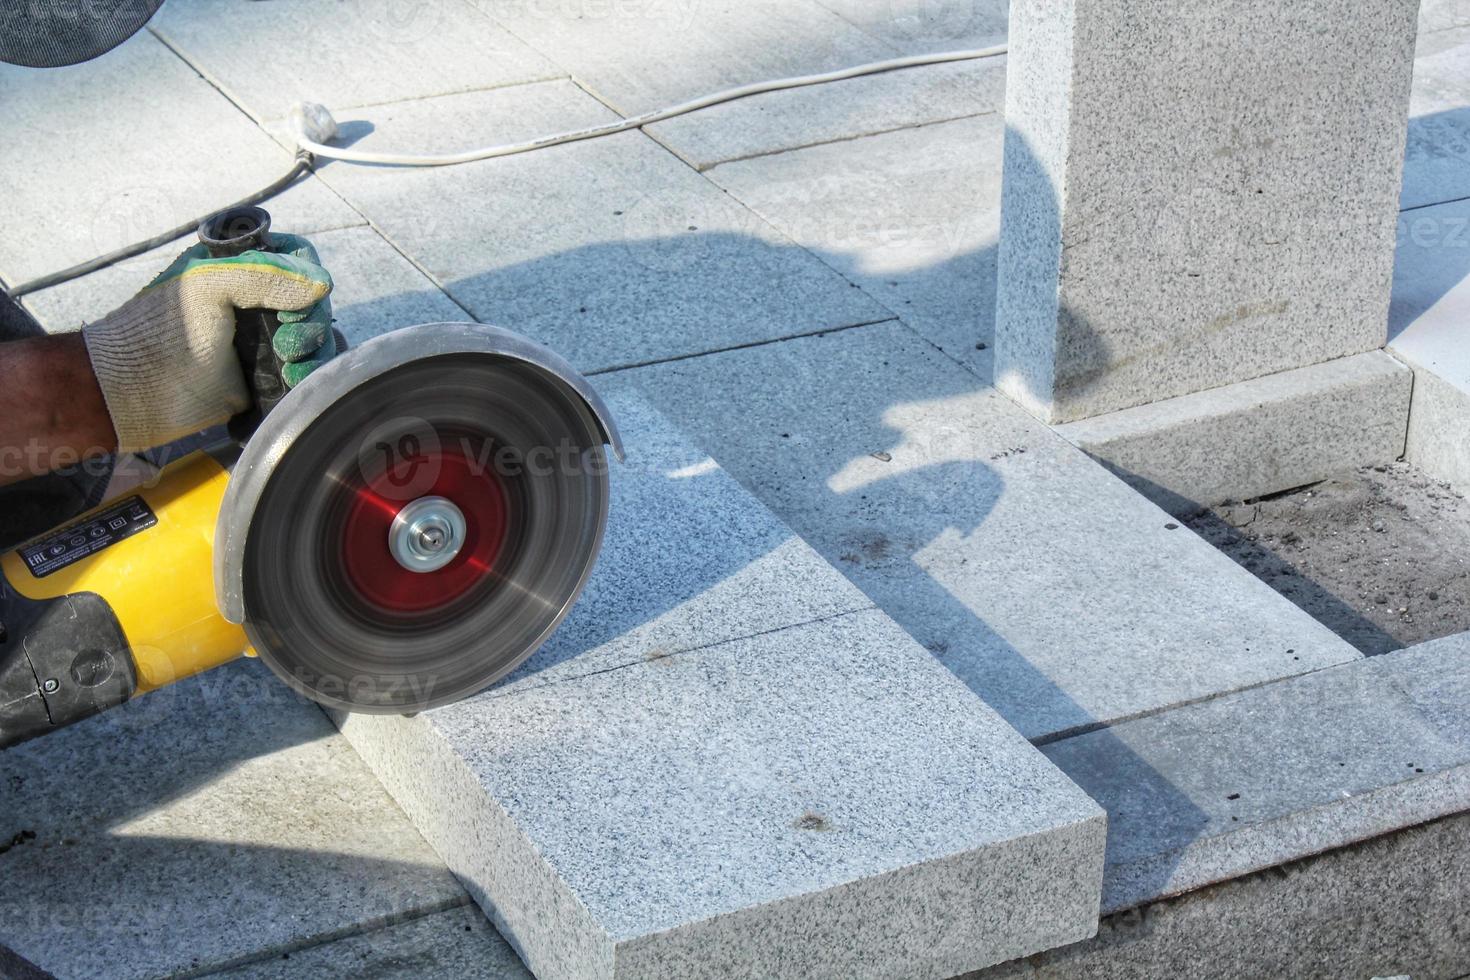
[0,206,622,748]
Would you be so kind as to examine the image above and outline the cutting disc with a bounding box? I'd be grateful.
[1,0,163,68]
[228,332,614,713]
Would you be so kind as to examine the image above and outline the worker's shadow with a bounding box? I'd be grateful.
[2,129,1225,971]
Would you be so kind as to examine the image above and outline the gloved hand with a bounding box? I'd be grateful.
[82,234,335,452]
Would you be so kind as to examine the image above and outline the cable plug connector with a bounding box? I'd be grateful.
[291,102,340,147]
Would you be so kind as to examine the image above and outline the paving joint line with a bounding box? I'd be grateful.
[1400,192,1470,213]
[276,71,573,120]
[588,316,899,375]
[1028,655,1380,747]
[688,107,1000,173]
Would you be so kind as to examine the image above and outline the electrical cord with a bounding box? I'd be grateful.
[7,45,1007,299]
[295,45,1008,166]
[7,152,314,299]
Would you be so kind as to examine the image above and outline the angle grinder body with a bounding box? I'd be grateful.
[0,211,621,749]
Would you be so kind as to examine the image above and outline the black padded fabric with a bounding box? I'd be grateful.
[0,0,163,68]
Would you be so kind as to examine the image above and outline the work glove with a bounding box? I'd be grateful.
[82,234,336,452]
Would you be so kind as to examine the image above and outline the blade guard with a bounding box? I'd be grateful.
[213,321,624,625]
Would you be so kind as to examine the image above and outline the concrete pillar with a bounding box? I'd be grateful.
[994,0,1420,425]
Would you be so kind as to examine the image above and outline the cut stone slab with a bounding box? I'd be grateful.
[708,114,1005,375]
[339,611,1105,980]
[334,390,1107,980]
[1402,24,1470,210]
[605,322,1362,741]
[646,56,1006,171]
[305,80,889,373]
[995,0,1418,423]
[0,32,361,289]
[1389,196,1470,488]
[0,659,466,980]
[1054,351,1413,517]
[464,0,897,116]
[973,809,1470,980]
[812,0,1010,52]
[151,0,559,123]
[1041,630,1470,916]
[21,225,467,347]
[214,906,528,980]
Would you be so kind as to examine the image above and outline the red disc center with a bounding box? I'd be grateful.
[340,448,509,614]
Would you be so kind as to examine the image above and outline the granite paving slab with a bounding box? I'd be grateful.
[974,810,1470,979]
[303,80,889,373]
[1041,631,1470,915]
[333,389,1106,980]
[0,32,361,289]
[605,322,1361,741]
[812,0,1010,53]
[465,0,897,116]
[1389,196,1470,487]
[338,609,1105,980]
[707,114,1005,375]
[1055,351,1413,515]
[1403,24,1470,210]
[212,907,529,980]
[645,56,1006,171]
[0,659,465,980]
[151,0,559,123]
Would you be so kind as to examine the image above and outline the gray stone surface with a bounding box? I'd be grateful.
[994,0,1419,423]
[152,0,559,123]
[333,391,1105,980]
[1403,24,1470,210]
[1055,352,1413,516]
[213,907,530,980]
[0,32,361,289]
[708,113,1005,375]
[1041,632,1470,915]
[0,659,466,980]
[305,80,889,373]
[22,225,468,347]
[1422,0,1470,33]
[647,56,1006,171]
[970,809,1470,980]
[487,390,874,697]
[1389,196,1470,488]
[812,0,1010,52]
[463,0,896,116]
[607,322,1361,742]
[1401,365,1470,490]
[339,609,1105,980]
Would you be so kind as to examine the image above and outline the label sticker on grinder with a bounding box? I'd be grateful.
[19,496,157,578]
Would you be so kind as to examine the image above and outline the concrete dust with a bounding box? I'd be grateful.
[1185,461,1470,655]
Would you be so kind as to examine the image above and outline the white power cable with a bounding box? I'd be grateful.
[7,45,1009,297]
[292,45,1008,167]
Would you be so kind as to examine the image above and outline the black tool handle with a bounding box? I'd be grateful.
[197,205,285,441]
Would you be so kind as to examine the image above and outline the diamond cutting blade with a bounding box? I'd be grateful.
[222,325,616,713]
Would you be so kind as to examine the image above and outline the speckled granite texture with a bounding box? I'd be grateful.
[1042,632,1470,914]
[1055,351,1413,515]
[994,0,1419,423]
[334,392,1106,980]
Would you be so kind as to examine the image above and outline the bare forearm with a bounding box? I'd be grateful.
[0,333,117,486]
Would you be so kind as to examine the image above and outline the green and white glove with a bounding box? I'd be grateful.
[82,233,335,452]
